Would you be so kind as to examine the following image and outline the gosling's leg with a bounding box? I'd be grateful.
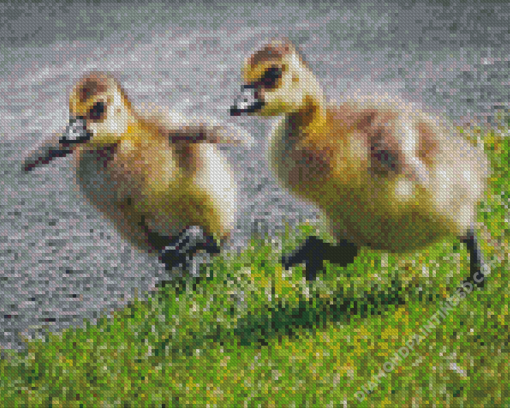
[282,236,358,281]
[460,227,486,289]
[160,226,220,270]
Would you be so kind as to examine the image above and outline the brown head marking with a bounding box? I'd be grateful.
[77,72,110,102]
[248,38,297,69]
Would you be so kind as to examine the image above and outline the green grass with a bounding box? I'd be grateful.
[1,126,509,407]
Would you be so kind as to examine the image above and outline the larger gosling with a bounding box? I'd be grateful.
[23,71,246,272]
[231,39,489,287]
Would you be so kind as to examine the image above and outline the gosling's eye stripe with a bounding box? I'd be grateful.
[263,66,282,78]
[246,66,283,88]
[259,66,282,87]
[88,101,106,121]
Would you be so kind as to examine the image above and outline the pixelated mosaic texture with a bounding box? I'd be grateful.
[0,1,508,406]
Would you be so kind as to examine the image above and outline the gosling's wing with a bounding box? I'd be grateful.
[166,119,253,146]
[378,120,436,186]
[137,102,254,146]
[334,99,431,185]
[386,110,435,186]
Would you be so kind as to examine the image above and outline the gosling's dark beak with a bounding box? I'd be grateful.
[230,85,264,116]
[22,118,91,172]
[59,118,91,144]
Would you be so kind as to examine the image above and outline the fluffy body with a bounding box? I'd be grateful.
[24,72,243,262]
[268,96,488,251]
[233,38,489,283]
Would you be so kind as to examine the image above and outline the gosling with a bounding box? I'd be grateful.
[231,39,489,288]
[23,71,246,272]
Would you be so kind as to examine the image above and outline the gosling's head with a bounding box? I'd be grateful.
[64,71,135,147]
[230,38,323,117]
[22,71,135,172]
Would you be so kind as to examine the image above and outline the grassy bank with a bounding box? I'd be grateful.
[1,125,508,407]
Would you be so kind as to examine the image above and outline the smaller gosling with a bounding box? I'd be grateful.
[231,39,489,288]
[23,71,249,272]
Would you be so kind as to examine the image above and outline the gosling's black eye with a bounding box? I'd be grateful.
[261,67,282,88]
[88,101,105,121]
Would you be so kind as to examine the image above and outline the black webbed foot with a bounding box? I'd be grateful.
[282,236,358,281]
[328,238,359,268]
[160,247,189,270]
[460,228,486,289]
[160,226,220,271]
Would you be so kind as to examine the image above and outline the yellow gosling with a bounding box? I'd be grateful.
[231,39,489,287]
[23,71,248,272]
